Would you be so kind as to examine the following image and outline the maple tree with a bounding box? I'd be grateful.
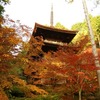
[25,33,100,99]
[0,16,48,99]
[0,16,22,72]
[0,16,24,99]
[40,47,99,100]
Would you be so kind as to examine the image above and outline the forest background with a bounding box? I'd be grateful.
[0,0,100,100]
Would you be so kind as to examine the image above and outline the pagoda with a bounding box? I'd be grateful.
[32,2,78,52]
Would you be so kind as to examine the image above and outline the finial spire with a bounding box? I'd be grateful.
[50,2,53,27]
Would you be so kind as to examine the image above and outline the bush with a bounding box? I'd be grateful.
[5,86,28,98]
[33,94,61,100]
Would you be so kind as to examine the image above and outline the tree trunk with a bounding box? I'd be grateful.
[82,0,100,91]
[79,89,82,100]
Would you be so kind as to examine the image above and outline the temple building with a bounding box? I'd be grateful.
[32,23,77,52]
[31,2,78,52]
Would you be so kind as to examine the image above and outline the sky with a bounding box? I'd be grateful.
[4,0,100,29]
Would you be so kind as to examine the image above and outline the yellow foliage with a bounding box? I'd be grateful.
[11,76,26,86]
[0,76,12,89]
[0,80,12,89]
[27,85,48,95]
[9,75,48,95]
[51,61,64,67]
[21,58,29,63]
[0,87,8,100]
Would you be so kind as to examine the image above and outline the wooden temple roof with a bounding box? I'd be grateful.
[32,23,78,44]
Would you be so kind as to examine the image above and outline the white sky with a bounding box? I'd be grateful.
[4,0,100,29]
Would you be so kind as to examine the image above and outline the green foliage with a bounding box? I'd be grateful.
[33,94,61,100]
[10,86,25,97]
[55,22,67,30]
[90,15,100,47]
[65,0,73,3]
[71,22,83,31]
[9,95,61,100]
[0,0,10,16]
[10,98,34,100]
[71,15,100,47]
